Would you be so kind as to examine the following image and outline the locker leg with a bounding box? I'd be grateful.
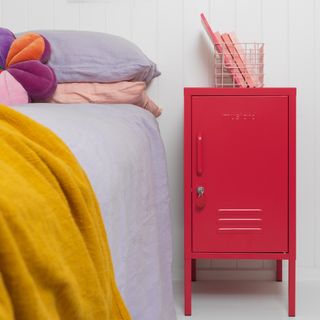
[276,260,282,282]
[288,259,296,317]
[184,258,192,315]
[192,259,197,281]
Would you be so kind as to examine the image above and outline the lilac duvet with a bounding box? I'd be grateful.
[11,103,176,320]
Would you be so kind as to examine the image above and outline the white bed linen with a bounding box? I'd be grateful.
[11,103,177,320]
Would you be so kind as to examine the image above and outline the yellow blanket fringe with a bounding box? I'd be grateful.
[0,104,131,320]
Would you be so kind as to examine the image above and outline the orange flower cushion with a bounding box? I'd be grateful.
[6,33,50,67]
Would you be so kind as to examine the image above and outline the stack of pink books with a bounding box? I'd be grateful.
[201,13,261,88]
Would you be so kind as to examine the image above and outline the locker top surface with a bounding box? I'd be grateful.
[184,87,296,97]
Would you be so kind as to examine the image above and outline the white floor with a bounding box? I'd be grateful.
[174,280,320,320]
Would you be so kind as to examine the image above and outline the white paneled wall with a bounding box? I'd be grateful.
[315,0,320,269]
[1,0,319,280]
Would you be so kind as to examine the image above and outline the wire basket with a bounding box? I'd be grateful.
[213,42,264,88]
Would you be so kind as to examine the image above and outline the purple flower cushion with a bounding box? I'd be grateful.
[0,28,15,69]
[0,28,57,104]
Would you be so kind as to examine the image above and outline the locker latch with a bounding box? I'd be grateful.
[196,186,206,210]
[197,186,205,197]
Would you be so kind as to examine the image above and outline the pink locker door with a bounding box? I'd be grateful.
[192,95,289,253]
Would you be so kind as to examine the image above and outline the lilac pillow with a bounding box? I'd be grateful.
[26,30,160,84]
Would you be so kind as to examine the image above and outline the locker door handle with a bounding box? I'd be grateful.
[197,133,203,176]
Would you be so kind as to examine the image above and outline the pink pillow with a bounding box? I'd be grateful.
[48,81,162,117]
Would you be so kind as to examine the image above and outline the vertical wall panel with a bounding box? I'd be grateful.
[132,0,157,60]
[262,0,289,86]
[289,0,315,267]
[1,0,28,32]
[131,0,158,100]
[0,0,3,25]
[315,0,320,268]
[28,0,54,30]
[183,0,211,86]
[53,0,80,30]
[157,0,184,279]
[79,2,107,32]
[236,0,263,42]
[105,0,132,40]
[210,0,236,32]
[209,0,236,86]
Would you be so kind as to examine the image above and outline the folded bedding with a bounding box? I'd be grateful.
[48,81,162,117]
[0,103,130,320]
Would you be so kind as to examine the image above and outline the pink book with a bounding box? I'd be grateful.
[200,13,247,87]
[228,32,257,87]
[221,33,254,87]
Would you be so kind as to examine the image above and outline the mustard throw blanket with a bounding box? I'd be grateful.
[0,104,131,320]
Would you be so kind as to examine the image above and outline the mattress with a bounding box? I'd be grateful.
[11,103,177,320]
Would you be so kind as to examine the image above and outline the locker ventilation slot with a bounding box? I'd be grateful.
[217,209,263,234]
[218,208,262,212]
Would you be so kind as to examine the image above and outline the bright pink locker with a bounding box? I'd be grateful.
[184,88,296,317]
[192,95,288,253]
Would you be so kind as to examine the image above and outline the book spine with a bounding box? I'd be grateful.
[228,32,258,87]
[219,33,248,87]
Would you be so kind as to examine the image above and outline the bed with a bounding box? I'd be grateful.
[11,103,177,320]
